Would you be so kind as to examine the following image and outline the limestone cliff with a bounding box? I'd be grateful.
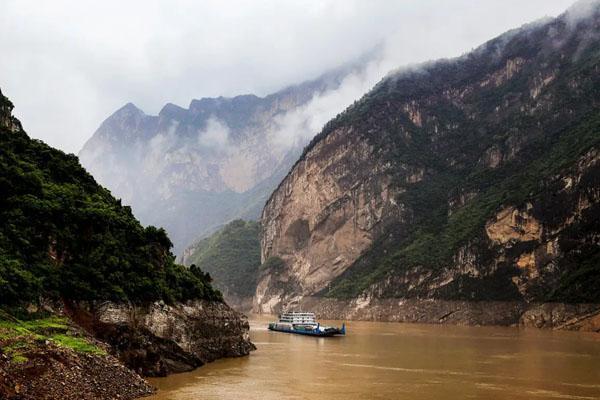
[257,2,600,327]
[67,300,254,377]
[258,126,404,311]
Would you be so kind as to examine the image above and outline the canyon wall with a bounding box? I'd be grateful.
[256,4,600,329]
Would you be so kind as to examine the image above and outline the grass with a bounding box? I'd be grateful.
[0,314,106,363]
[11,354,28,364]
[49,334,106,355]
[19,316,69,332]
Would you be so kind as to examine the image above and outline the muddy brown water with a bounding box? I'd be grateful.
[148,314,600,400]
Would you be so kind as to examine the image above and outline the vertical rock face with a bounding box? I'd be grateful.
[68,300,255,377]
[257,126,404,312]
[0,89,21,133]
[257,3,600,316]
[79,58,377,254]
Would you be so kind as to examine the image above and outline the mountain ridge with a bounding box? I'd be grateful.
[79,51,380,254]
[256,2,600,328]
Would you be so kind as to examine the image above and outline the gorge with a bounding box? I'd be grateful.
[3,1,600,400]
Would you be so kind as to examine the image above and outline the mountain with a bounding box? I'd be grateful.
[184,219,261,310]
[79,56,378,255]
[257,2,600,329]
[0,88,253,399]
[0,89,219,305]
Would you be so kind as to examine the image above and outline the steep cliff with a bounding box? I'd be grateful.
[79,56,377,254]
[257,2,600,327]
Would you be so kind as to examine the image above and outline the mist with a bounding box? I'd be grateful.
[0,0,579,153]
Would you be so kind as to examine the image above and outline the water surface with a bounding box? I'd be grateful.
[148,314,600,400]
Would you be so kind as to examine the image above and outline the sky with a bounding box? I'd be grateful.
[0,0,577,153]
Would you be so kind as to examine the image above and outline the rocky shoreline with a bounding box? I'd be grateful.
[66,300,256,376]
[279,297,600,332]
[0,343,154,400]
[0,300,255,400]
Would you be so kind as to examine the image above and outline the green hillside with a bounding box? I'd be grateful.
[0,89,220,307]
[318,13,600,301]
[185,220,260,298]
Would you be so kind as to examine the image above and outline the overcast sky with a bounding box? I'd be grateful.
[0,0,576,153]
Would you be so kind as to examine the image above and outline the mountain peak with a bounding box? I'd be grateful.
[113,102,144,117]
[159,102,187,119]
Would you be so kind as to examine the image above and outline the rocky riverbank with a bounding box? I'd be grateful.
[0,299,255,400]
[293,297,600,332]
[0,344,153,400]
[0,314,153,400]
[66,300,255,376]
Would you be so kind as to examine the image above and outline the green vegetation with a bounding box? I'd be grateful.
[327,113,600,300]
[320,16,600,301]
[0,314,105,364]
[50,334,105,354]
[0,89,221,307]
[186,220,261,297]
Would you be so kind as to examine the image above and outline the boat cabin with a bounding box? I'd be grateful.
[278,312,317,325]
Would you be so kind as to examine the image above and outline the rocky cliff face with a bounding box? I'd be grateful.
[67,300,254,377]
[257,2,600,323]
[79,57,377,254]
[257,125,405,311]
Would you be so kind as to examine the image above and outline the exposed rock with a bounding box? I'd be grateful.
[530,71,556,99]
[0,329,153,400]
[520,303,600,331]
[255,5,600,325]
[480,57,526,88]
[485,205,542,245]
[293,296,600,332]
[78,56,378,254]
[257,125,404,313]
[0,90,21,133]
[66,300,255,377]
[481,146,503,169]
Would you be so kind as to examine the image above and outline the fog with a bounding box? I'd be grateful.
[0,0,578,153]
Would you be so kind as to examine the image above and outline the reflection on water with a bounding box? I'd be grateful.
[148,314,600,400]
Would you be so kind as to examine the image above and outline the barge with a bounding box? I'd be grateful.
[268,312,346,337]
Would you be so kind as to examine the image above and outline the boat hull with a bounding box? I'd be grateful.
[268,324,344,337]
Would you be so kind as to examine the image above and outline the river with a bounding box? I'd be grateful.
[148,314,600,399]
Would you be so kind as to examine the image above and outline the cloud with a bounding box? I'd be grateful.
[268,56,389,150]
[197,117,230,150]
[565,0,600,26]
[0,0,577,153]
